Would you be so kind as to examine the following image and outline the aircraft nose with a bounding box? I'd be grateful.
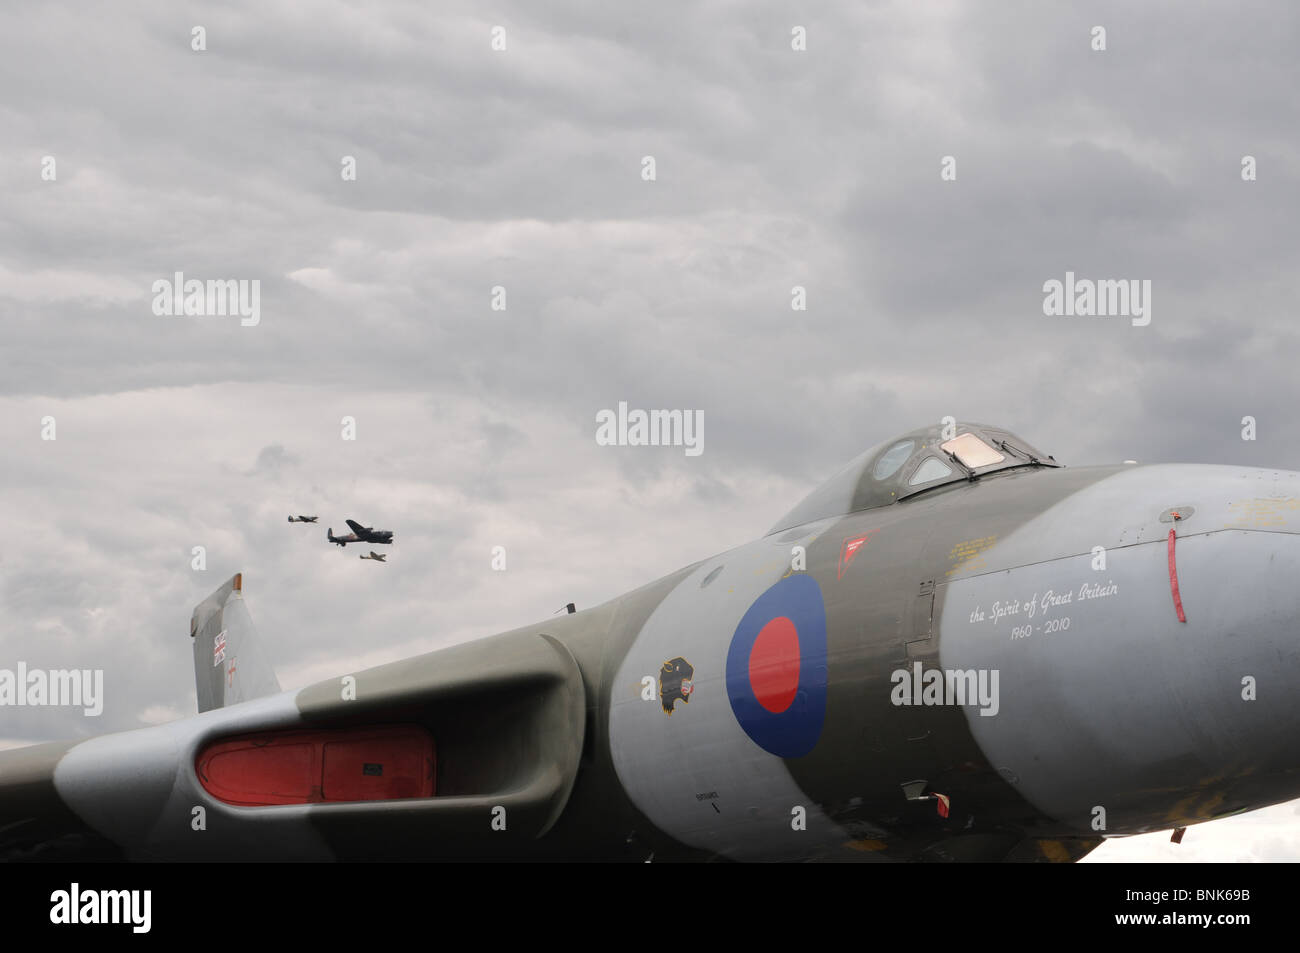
[1103,464,1300,812]
[940,463,1300,833]
[1160,505,1300,776]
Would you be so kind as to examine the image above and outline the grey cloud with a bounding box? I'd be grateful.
[2,0,1298,859]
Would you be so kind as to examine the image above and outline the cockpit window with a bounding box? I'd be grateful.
[872,440,914,480]
[909,457,953,485]
[766,422,1059,535]
[940,433,1004,469]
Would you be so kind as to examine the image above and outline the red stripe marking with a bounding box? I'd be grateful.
[1167,529,1187,623]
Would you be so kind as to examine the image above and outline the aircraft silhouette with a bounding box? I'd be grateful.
[328,519,394,547]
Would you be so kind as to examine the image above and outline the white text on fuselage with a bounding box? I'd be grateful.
[968,581,1119,635]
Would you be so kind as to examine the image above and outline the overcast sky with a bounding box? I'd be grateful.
[3,1,1298,862]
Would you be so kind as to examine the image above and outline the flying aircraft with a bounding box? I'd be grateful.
[359,552,387,562]
[327,519,394,547]
[4,421,1299,862]
[288,515,319,523]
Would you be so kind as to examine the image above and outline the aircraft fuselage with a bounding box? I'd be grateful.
[8,429,1300,861]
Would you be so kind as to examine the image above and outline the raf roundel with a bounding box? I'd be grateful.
[725,574,828,757]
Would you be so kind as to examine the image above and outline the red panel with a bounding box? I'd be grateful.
[199,739,319,805]
[196,724,435,806]
[322,726,435,801]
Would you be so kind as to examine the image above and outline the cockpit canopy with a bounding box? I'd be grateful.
[768,422,1059,535]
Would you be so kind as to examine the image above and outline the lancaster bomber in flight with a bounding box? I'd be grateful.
[327,519,394,547]
[3,421,1299,861]
[287,515,319,523]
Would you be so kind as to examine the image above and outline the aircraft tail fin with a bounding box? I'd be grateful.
[189,573,280,713]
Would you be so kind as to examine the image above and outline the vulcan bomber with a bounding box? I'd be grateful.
[3,421,1299,862]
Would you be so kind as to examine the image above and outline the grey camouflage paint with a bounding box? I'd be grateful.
[4,424,1300,862]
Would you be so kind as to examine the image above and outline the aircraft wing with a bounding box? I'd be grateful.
[0,569,1108,863]
[345,519,366,534]
[0,574,586,861]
